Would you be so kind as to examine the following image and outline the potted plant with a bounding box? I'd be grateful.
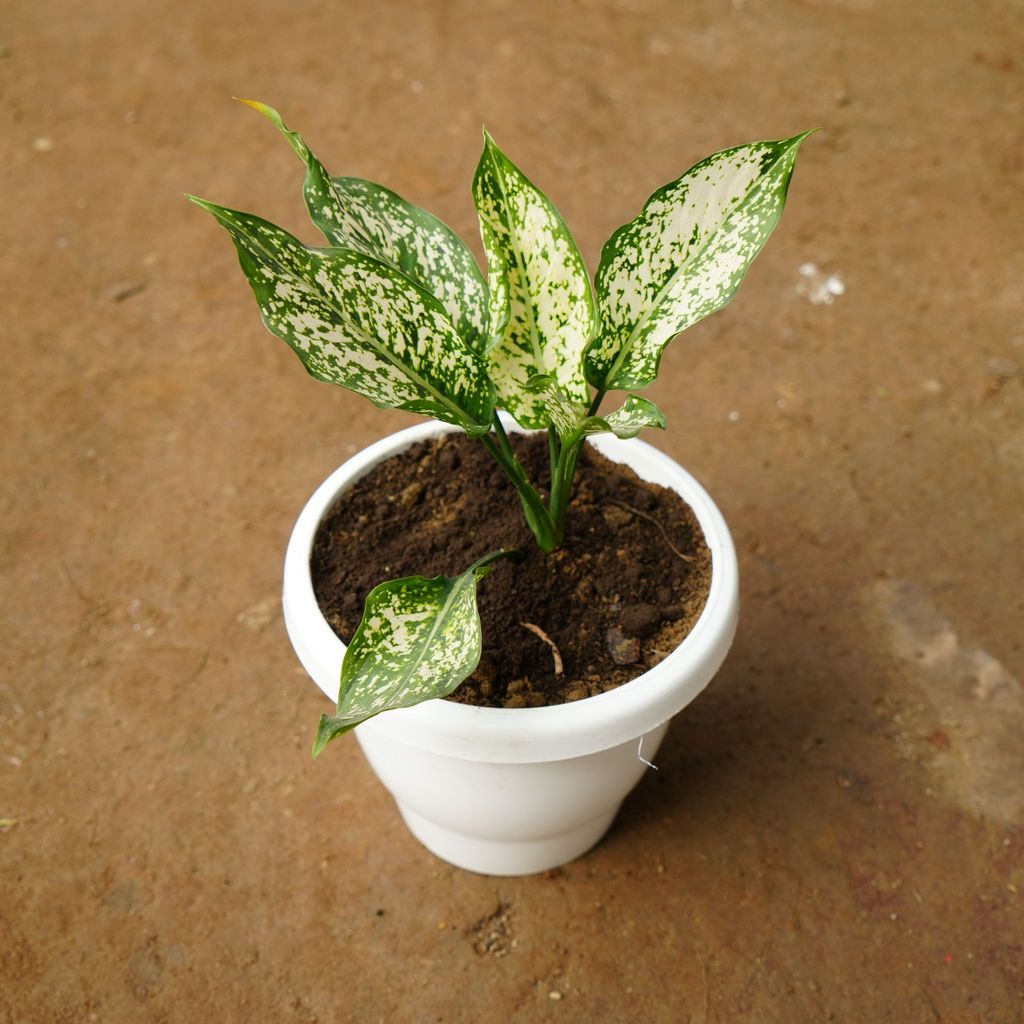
[190,103,810,875]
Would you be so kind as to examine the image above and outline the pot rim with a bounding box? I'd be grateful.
[283,418,739,763]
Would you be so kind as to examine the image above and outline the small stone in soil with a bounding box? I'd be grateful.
[620,603,661,638]
[603,505,632,528]
[437,443,460,472]
[606,627,641,665]
[399,482,424,506]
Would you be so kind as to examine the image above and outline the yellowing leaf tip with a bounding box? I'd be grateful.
[235,96,268,113]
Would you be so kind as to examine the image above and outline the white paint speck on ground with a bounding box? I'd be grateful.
[728,410,740,422]
[796,262,845,305]
[33,136,54,152]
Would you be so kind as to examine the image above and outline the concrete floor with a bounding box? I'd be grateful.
[3,1,1022,1020]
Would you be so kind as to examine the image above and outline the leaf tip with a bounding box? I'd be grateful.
[312,713,335,758]
[184,193,214,212]
[481,126,501,152]
[790,127,820,147]
[236,98,308,160]
[235,96,277,120]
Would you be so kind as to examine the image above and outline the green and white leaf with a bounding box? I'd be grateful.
[188,197,494,433]
[242,100,489,350]
[526,374,665,444]
[313,551,518,754]
[583,394,667,440]
[330,177,489,349]
[585,131,813,392]
[474,131,597,428]
[523,374,587,441]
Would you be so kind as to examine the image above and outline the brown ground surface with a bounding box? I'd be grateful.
[3,1,1022,1021]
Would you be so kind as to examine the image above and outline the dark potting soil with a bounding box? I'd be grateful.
[310,433,712,708]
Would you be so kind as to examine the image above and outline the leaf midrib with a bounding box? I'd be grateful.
[485,143,546,373]
[389,575,473,698]
[344,574,474,711]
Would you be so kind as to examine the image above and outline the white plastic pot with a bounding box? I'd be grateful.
[283,420,739,876]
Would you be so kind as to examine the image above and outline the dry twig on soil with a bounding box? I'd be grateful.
[520,622,564,675]
[609,500,694,563]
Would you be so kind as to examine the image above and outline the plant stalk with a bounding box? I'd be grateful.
[548,386,606,533]
[491,414,518,464]
[479,433,560,552]
[550,438,584,533]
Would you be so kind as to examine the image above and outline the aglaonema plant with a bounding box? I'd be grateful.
[189,101,811,754]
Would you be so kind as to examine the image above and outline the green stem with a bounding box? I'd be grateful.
[492,413,543,497]
[492,414,518,463]
[546,389,603,529]
[479,433,522,489]
[550,438,584,532]
[479,434,560,552]
[548,438,572,528]
[470,547,525,573]
[547,425,559,488]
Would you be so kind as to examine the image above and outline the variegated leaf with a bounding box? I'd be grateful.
[579,395,667,441]
[524,374,587,441]
[188,197,494,433]
[241,100,490,350]
[526,374,665,444]
[313,551,519,754]
[474,131,597,428]
[586,132,813,391]
[330,177,489,349]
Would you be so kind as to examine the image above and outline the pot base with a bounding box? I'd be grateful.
[397,803,619,877]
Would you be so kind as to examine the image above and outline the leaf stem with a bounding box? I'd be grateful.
[479,433,560,552]
[492,414,517,463]
[550,438,584,532]
[587,388,606,417]
[470,547,525,573]
[548,438,572,529]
